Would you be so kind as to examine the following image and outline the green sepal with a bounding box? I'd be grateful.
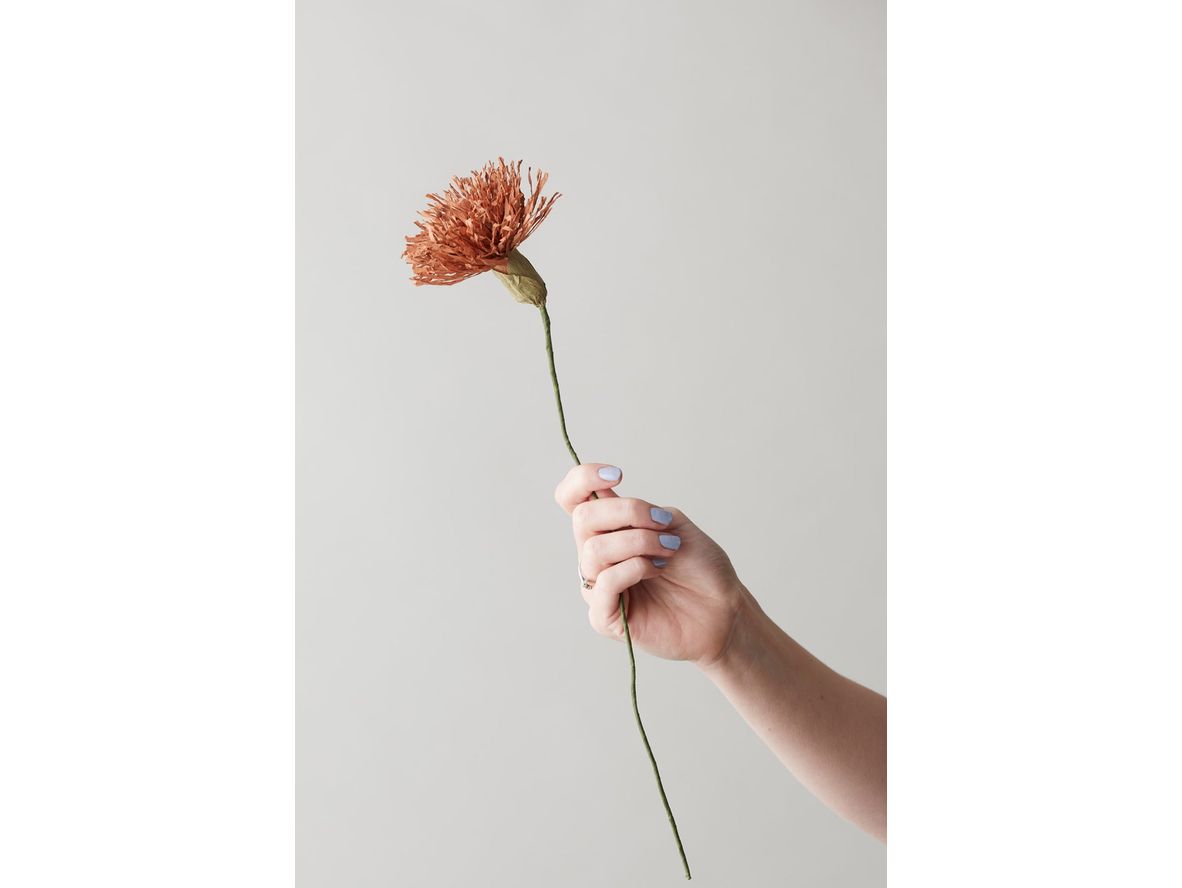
[492,248,547,306]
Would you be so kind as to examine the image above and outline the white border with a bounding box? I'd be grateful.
[890,2,1182,883]
[0,3,294,886]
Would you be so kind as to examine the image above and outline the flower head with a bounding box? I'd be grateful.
[402,157,561,289]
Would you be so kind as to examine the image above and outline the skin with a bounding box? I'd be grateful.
[555,463,887,842]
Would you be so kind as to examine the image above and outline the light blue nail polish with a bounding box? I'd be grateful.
[650,507,673,526]
[598,466,622,482]
[659,533,681,551]
[652,558,668,568]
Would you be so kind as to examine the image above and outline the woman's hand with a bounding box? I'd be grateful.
[556,462,887,840]
[554,463,750,666]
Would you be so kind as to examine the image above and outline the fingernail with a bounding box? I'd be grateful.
[658,533,681,551]
[652,558,668,568]
[650,507,673,526]
[598,466,622,482]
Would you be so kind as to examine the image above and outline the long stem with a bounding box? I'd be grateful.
[539,302,582,466]
[538,304,692,880]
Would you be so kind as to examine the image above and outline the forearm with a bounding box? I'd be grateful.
[701,587,887,840]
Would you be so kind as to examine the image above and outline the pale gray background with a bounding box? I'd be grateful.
[297,1,884,884]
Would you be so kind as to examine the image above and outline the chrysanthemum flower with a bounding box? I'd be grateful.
[402,157,561,303]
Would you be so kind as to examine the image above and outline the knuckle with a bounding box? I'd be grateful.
[571,500,592,529]
[582,535,603,566]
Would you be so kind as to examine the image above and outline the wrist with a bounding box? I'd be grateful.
[696,582,775,680]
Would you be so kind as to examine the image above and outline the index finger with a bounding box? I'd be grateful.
[554,463,622,514]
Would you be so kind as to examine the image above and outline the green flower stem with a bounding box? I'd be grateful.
[538,304,692,881]
[539,303,581,467]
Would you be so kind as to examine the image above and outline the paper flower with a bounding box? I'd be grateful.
[403,157,559,305]
[402,159,692,879]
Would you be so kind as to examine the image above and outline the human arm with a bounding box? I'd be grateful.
[555,462,887,841]
[701,592,886,839]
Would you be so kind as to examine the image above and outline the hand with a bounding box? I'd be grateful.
[554,463,749,666]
